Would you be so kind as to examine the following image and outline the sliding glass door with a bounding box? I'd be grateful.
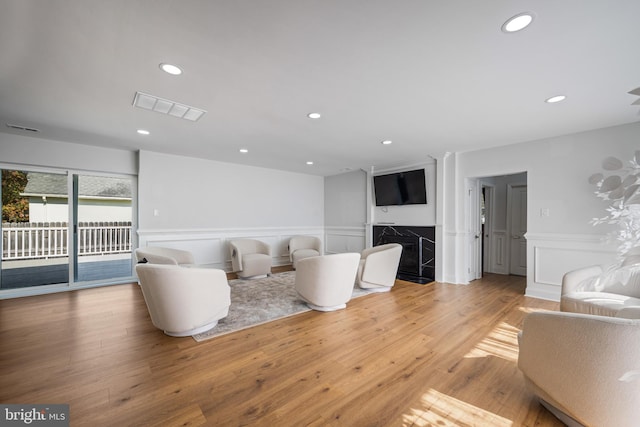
[1,170,70,289]
[74,174,133,282]
[1,168,135,291]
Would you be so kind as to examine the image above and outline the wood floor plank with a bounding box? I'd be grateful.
[0,274,563,426]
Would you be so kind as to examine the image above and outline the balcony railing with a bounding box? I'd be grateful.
[2,222,132,260]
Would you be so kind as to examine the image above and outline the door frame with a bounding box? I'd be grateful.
[467,173,528,282]
[1,164,138,298]
[466,179,482,281]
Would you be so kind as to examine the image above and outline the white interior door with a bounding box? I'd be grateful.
[508,185,527,276]
[467,179,482,281]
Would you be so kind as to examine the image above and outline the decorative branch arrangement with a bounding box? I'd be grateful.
[589,151,640,254]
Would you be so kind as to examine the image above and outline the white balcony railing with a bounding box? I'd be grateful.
[2,222,132,260]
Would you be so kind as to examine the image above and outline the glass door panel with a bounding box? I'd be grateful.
[74,174,133,283]
[1,170,69,289]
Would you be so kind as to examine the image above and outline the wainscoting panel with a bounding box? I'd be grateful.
[138,227,324,272]
[145,235,225,266]
[325,226,366,255]
[525,233,617,301]
[491,230,508,274]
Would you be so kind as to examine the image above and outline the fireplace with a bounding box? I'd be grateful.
[373,225,435,284]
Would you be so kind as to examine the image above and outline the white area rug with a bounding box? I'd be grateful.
[193,271,374,342]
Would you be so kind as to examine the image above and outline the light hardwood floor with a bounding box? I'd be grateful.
[0,274,563,426]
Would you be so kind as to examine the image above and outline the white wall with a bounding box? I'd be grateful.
[0,133,137,175]
[323,161,438,271]
[138,150,324,269]
[371,161,437,227]
[324,170,367,254]
[442,121,640,300]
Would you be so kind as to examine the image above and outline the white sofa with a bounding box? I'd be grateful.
[294,253,361,311]
[518,310,640,427]
[560,253,640,319]
[135,246,195,266]
[135,263,231,336]
[356,243,403,292]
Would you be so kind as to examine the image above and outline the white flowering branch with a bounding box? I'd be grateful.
[590,151,640,254]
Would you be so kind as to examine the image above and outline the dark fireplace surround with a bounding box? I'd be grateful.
[373,225,435,284]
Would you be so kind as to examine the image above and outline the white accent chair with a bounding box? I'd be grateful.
[135,246,195,266]
[356,243,403,292]
[294,253,361,311]
[518,310,640,427]
[560,250,640,318]
[288,235,322,269]
[135,263,231,337]
[229,239,272,279]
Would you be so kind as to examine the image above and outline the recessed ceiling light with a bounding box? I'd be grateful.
[239,148,248,153]
[137,129,150,135]
[381,140,393,145]
[501,13,534,33]
[159,63,182,75]
[545,95,567,103]
[306,161,314,165]
[307,112,321,119]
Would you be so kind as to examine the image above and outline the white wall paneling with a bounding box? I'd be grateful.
[138,226,324,272]
[324,226,366,255]
[441,229,467,284]
[490,230,508,274]
[525,232,617,301]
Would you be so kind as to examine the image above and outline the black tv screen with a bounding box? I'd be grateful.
[373,169,427,206]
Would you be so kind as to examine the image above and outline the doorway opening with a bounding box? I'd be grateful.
[471,172,528,286]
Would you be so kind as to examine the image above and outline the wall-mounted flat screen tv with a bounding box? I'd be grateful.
[373,169,427,206]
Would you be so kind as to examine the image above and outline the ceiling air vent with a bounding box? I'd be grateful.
[6,123,40,132]
[132,91,206,122]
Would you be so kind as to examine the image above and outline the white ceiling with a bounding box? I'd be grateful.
[1,0,639,176]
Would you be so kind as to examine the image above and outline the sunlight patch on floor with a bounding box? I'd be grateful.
[463,322,520,362]
[402,388,513,427]
[519,306,553,314]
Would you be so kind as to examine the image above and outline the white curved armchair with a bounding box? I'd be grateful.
[560,254,640,318]
[518,310,640,427]
[356,243,403,292]
[294,253,361,311]
[229,239,271,279]
[289,235,322,269]
[135,246,195,266]
[135,263,231,336]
